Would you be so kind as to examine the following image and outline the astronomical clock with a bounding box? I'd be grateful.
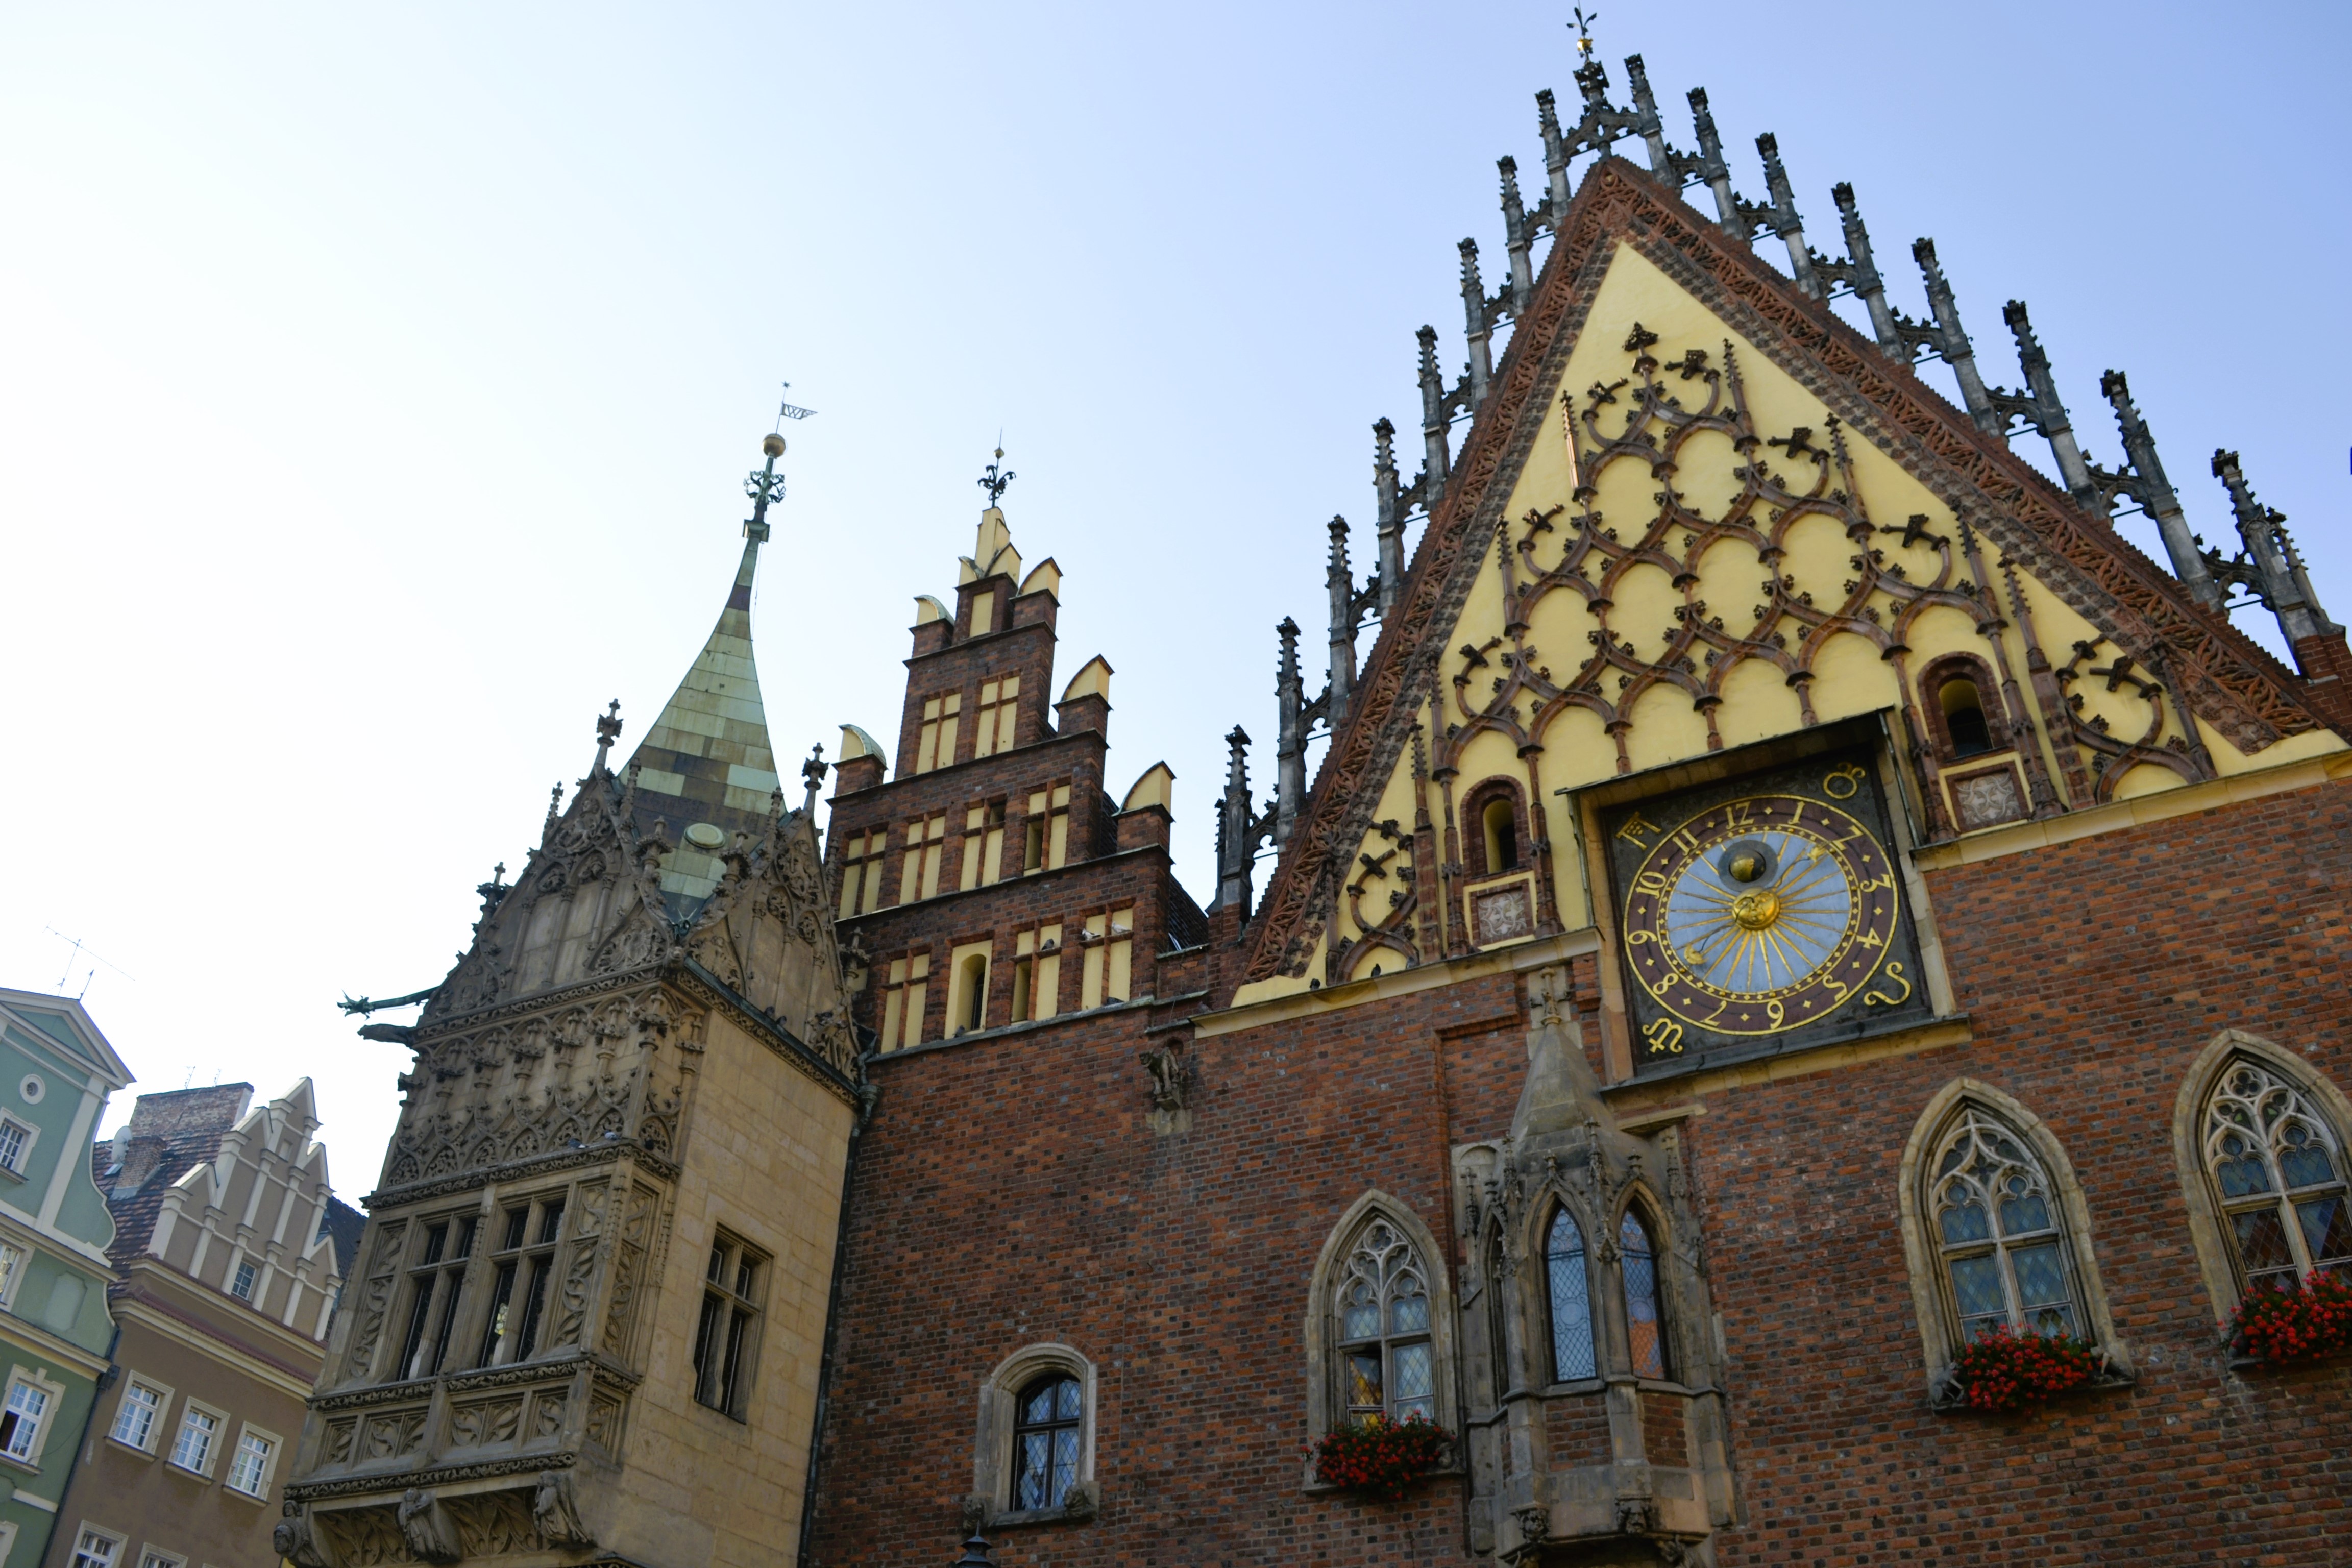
[1602,748,1934,1072]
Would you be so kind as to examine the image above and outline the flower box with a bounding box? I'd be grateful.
[1939,1326,2103,1414]
[1306,1413,1449,1502]
[2230,1271,2352,1366]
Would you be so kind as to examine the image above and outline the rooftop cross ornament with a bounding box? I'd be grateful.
[1571,5,1599,56]
[977,446,1016,508]
[802,743,827,811]
[594,699,623,773]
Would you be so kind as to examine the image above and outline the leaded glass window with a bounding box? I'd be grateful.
[2202,1059,2352,1294]
[1010,1374,1082,1511]
[1928,1105,2080,1341]
[1619,1209,1669,1379]
[1546,1210,1596,1382]
[1335,1219,1434,1422]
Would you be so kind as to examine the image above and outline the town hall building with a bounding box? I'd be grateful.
[279,26,2352,1568]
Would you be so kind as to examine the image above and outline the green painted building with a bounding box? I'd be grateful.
[0,990,129,1567]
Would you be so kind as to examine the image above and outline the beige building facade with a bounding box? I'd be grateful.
[55,1081,359,1568]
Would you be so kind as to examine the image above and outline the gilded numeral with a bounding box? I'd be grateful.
[1862,960,1914,1007]
[1723,799,1753,827]
[1765,998,1784,1027]
[1633,871,1671,897]
[1669,827,1702,855]
[1642,1017,1685,1055]
[1822,974,1850,1002]
[1857,873,1894,892]
[1823,764,1867,799]
[1624,928,1655,946]
[1853,928,1884,950]
[1615,811,1660,846]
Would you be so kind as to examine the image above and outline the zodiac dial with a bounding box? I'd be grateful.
[1616,769,1908,1052]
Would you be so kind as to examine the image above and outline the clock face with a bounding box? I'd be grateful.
[1604,750,1930,1069]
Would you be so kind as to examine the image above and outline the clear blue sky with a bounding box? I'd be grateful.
[3,2,2344,1180]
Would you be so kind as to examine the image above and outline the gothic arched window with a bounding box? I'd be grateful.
[1618,1207,1669,1379]
[1927,1105,2081,1339]
[1335,1219,1434,1422]
[2201,1058,2352,1293]
[1010,1374,1083,1511]
[1545,1210,1595,1382]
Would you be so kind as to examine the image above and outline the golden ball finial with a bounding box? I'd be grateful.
[763,433,787,458]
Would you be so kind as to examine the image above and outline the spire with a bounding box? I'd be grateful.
[1371,420,1405,616]
[1416,326,1451,488]
[1498,158,1534,313]
[1274,619,1305,848]
[2097,371,2220,609]
[1828,183,1905,358]
[1754,133,1819,297]
[1685,88,1744,238]
[1216,726,1256,917]
[1911,239,2000,435]
[1459,240,1493,410]
[1996,301,2097,504]
[1327,517,1359,727]
[622,431,786,871]
[2211,450,2338,645]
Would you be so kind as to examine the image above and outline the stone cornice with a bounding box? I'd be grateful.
[363,1139,677,1212]
[285,1450,575,1505]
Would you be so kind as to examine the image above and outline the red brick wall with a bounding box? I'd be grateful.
[806,779,2352,1566]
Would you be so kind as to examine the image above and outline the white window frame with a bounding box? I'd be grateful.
[135,1550,185,1568]
[0,1366,63,1467]
[0,1243,24,1309]
[107,1374,174,1455]
[0,1520,18,1568]
[229,1259,257,1302]
[166,1399,226,1478]
[0,1117,37,1180]
[67,1526,122,1568]
[223,1422,281,1500]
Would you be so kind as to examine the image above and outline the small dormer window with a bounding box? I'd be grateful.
[231,1261,257,1301]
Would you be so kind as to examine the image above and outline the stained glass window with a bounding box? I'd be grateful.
[1619,1209,1669,1379]
[1928,1106,2081,1342]
[1335,1219,1434,1422]
[2202,1060,2352,1295]
[1546,1210,1596,1382]
[1011,1374,1083,1511]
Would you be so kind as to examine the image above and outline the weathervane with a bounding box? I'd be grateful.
[745,382,814,533]
[977,444,1016,507]
[1571,6,1598,56]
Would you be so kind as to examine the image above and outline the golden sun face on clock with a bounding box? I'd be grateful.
[1618,781,1904,1042]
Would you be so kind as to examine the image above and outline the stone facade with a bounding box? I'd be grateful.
[280,469,866,1568]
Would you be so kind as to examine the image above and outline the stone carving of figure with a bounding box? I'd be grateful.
[533,1469,595,1548]
[397,1489,460,1563]
[272,1511,329,1568]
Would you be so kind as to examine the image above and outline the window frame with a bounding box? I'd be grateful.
[0,1242,24,1309]
[106,1373,174,1456]
[1459,777,1531,883]
[166,1398,226,1477]
[0,1365,63,1468]
[691,1229,768,1422]
[135,1549,185,1568]
[392,1210,480,1383]
[1302,1193,1457,1483]
[68,1527,123,1568]
[1899,1077,2130,1397]
[1615,1202,1672,1382]
[0,1116,38,1180]
[1915,652,2010,765]
[1542,1206,1597,1384]
[474,1192,568,1370]
[223,1422,281,1501]
[970,1343,1099,1528]
[2172,1030,2352,1327]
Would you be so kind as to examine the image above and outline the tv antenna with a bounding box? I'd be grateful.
[43,926,135,1000]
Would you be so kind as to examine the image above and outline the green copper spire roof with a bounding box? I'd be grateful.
[623,434,790,904]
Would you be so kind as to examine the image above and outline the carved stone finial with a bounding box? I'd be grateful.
[801,742,827,812]
[1911,238,2000,435]
[593,698,623,774]
[1416,325,1451,488]
[2211,449,2337,643]
[1753,132,1819,297]
[1460,238,1492,409]
[2097,370,2218,609]
[1997,299,2097,504]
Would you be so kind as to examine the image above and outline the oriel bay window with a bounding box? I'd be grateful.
[693,1231,767,1419]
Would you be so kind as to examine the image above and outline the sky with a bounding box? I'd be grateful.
[3,2,2346,1193]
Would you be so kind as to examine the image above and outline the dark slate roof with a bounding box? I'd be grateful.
[320,1197,368,1278]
